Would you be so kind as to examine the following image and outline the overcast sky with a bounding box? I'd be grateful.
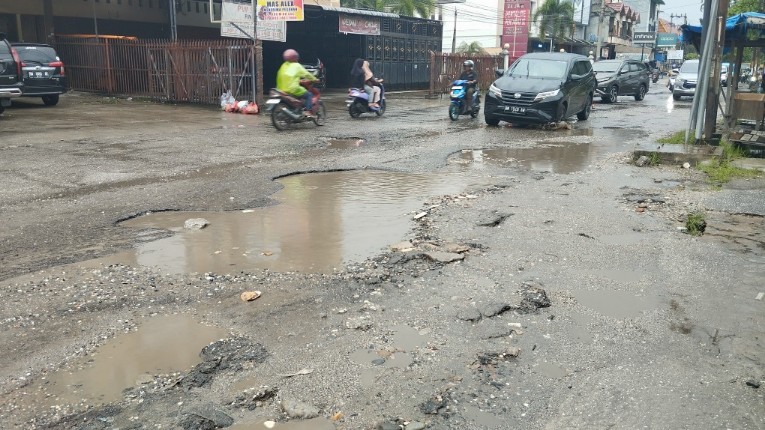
[658,0,704,27]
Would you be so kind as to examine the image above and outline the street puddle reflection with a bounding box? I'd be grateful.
[25,315,226,407]
[350,348,413,369]
[453,144,592,174]
[574,289,658,319]
[113,170,466,274]
[229,418,336,430]
[463,405,505,428]
[324,137,366,149]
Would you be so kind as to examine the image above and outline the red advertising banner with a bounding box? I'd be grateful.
[339,14,381,36]
[501,0,530,58]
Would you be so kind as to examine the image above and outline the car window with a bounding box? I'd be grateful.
[0,40,11,60]
[507,58,568,80]
[592,61,620,73]
[14,46,59,64]
[572,61,589,76]
[629,63,640,72]
[680,61,699,73]
[619,64,629,73]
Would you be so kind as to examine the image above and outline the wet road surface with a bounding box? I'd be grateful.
[0,82,763,429]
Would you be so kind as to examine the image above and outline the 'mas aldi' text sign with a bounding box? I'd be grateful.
[257,0,304,21]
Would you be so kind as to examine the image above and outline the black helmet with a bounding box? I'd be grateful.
[463,60,474,68]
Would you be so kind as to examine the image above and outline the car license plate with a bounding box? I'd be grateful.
[505,106,525,114]
[29,71,50,78]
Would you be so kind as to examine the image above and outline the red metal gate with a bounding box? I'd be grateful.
[54,36,259,105]
[429,52,509,96]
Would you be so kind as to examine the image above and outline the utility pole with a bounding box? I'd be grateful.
[704,0,729,139]
[452,9,457,53]
[168,0,178,41]
[595,0,606,59]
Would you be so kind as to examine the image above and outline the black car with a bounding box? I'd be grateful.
[11,43,67,106]
[0,33,23,114]
[485,53,596,126]
[592,59,650,103]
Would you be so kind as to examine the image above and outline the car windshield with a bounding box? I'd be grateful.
[680,61,699,73]
[507,59,567,79]
[592,62,620,73]
[15,46,59,64]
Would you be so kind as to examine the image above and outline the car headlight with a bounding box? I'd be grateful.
[489,84,502,98]
[534,89,559,102]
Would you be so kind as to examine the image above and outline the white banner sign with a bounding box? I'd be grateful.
[667,49,684,60]
[221,1,286,42]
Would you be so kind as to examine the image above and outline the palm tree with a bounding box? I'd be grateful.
[387,0,436,17]
[340,0,435,17]
[457,41,487,55]
[533,0,575,39]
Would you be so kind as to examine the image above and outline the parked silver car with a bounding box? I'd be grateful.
[673,60,699,100]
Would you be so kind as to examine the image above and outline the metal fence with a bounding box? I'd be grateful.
[429,52,512,96]
[54,36,259,104]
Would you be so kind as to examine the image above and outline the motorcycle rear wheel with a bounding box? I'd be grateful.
[448,103,460,121]
[470,104,479,118]
[313,102,327,126]
[376,99,386,116]
[349,102,362,118]
[271,103,291,131]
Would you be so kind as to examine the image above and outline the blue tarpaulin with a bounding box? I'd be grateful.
[681,12,765,45]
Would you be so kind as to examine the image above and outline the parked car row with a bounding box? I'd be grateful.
[0,32,67,115]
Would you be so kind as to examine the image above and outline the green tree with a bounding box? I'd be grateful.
[457,41,487,55]
[728,0,759,16]
[533,0,575,38]
[387,0,435,17]
[339,0,435,17]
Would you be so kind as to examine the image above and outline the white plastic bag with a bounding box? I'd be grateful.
[220,90,235,108]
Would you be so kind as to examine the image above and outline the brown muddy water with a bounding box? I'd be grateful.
[454,145,593,174]
[112,170,467,274]
[228,418,336,430]
[23,315,226,407]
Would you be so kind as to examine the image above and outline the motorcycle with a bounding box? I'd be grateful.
[301,58,326,90]
[448,80,480,120]
[265,80,326,131]
[347,81,386,118]
[667,68,678,92]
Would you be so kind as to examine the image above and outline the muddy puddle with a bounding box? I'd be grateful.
[453,145,593,174]
[110,170,466,274]
[574,289,658,319]
[323,137,366,149]
[229,418,336,430]
[24,315,226,407]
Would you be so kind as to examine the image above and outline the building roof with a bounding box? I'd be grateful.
[606,1,640,23]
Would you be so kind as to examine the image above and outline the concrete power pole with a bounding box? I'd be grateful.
[703,0,729,139]
[452,9,457,53]
[594,0,606,59]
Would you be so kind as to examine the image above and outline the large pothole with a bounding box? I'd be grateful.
[109,170,467,274]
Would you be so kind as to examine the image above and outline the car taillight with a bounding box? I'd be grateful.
[49,61,65,76]
[11,48,22,77]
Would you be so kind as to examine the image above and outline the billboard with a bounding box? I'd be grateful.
[667,49,684,60]
[339,14,381,35]
[573,0,590,26]
[656,33,678,47]
[256,0,304,21]
[633,31,655,45]
[221,1,287,41]
[501,0,530,58]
